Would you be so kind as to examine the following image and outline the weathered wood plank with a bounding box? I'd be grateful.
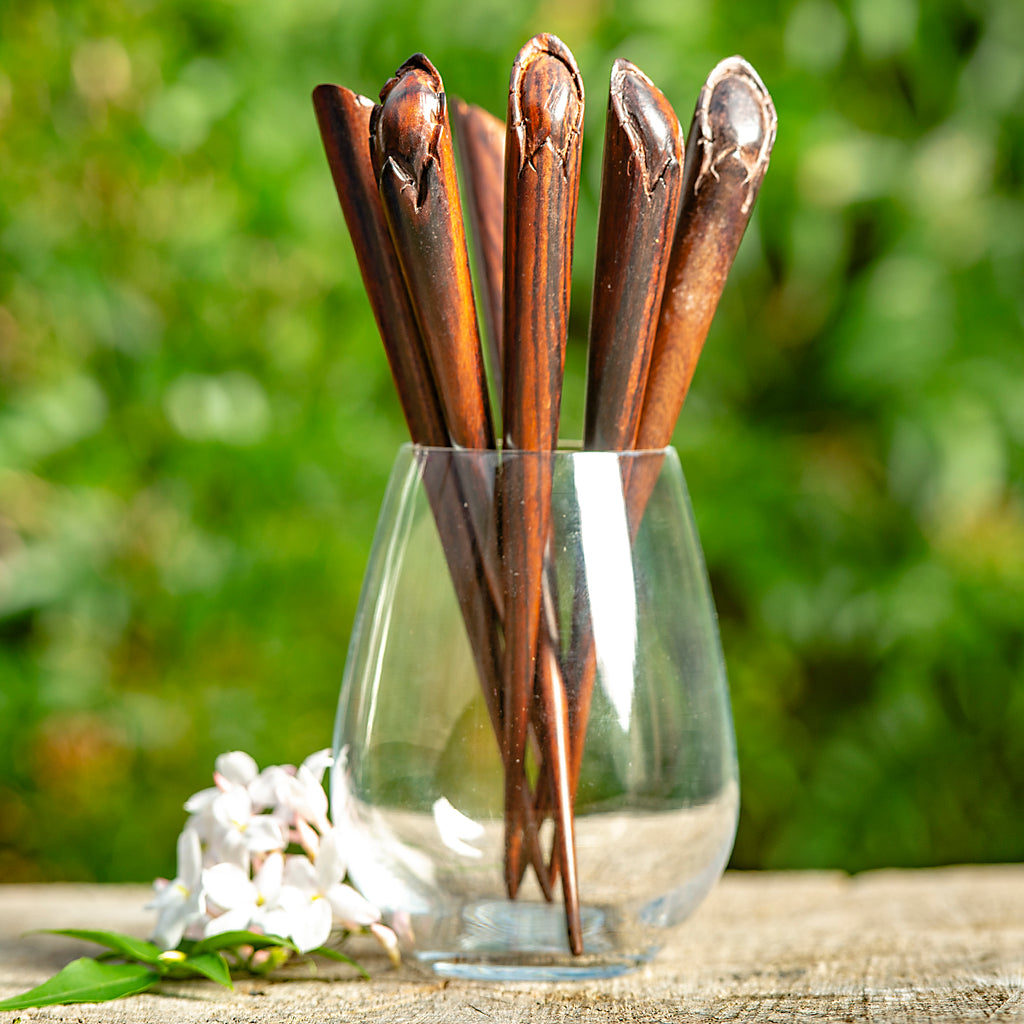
[2,867,1022,1022]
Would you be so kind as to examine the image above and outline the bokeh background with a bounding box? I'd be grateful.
[1,0,1022,883]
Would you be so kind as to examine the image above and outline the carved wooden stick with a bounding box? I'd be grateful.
[584,59,684,452]
[501,32,584,953]
[370,54,494,452]
[551,59,685,849]
[312,84,447,449]
[452,98,506,397]
[636,55,776,451]
[314,80,551,889]
[370,53,504,625]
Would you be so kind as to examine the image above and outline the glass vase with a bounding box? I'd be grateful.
[331,444,738,981]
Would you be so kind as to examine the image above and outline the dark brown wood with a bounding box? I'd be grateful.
[452,98,506,398]
[369,56,505,670]
[311,84,447,448]
[635,55,776,451]
[501,33,582,452]
[563,59,775,855]
[584,59,684,452]
[311,84,502,741]
[314,75,555,893]
[415,451,552,903]
[314,81,555,889]
[535,585,579,930]
[500,33,584,953]
[559,61,685,817]
[370,54,494,451]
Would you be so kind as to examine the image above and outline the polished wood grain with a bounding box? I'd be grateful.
[315,51,776,964]
[316,71,558,894]
[311,84,447,448]
[371,54,494,451]
[636,56,776,451]
[312,82,503,738]
[584,59,684,453]
[452,98,506,398]
[560,61,686,818]
[500,33,584,952]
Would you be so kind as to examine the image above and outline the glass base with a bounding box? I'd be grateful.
[411,900,657,981]
[421,955,653,982]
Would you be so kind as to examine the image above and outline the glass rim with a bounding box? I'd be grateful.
[403,441,675,457]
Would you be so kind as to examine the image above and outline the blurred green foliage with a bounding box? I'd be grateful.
[1,0,1022,883]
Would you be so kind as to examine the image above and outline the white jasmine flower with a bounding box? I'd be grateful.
[208,785,286,870]
[202,852,289,938]
[148,748,391,968]
[147,827,206,950]
[247,764,296,813]
[249,751,333,835]
[279,828,379,952]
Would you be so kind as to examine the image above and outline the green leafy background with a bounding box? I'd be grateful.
[1,0,1021,883]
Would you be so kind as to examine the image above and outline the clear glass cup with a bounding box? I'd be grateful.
[332,444,738,981]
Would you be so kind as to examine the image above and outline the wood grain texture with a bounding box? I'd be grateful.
[370,54,494,450]
[636,55,776,451]
[312,86,500,725]
[313,88,510,852]
[584,59,684,453]
[564,60,685,820]
[317,70,555,894]
[4,868,1022,1022]
[311,84,447,448]
[501,33,583,454]
[499,34,584,939]
[452,98,506,397]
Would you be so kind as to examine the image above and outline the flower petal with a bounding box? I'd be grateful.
[177,827,203,886]
[211,786,252,831]
[210,827,250,872]
[288,895,333,953]
[204,905,255,937]
[295,817,320,859]
[249,764,295,812]
[369,922,401,967]
[258,904,295,942]
[184,786,219,814]
[300,749,333,785]
[245,816,286,853]
[215,750,259,787]
[152,899,188,950]
[254,851,284,901]
[315,827,347,890]
[289,765,329,831]
[326,882,380,927]
[282,854,317,893]
[202,862,256,911]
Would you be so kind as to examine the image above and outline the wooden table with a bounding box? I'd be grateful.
[2,866,1022,1022]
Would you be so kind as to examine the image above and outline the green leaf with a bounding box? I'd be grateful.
[193,930,298,953]
[0,958,159,1011]
[309,946,369,978]
[179,951,233,988]
[43,929,164,965]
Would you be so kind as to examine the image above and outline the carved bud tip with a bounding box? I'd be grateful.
[373,61,444,182]
[518,52,581,155]
[611,61,678,187]
[707,74,767,159]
